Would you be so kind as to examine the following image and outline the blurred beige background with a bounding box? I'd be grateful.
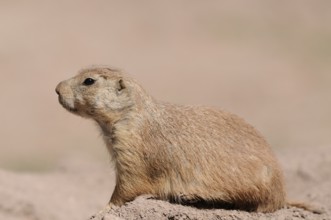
[1,0,330,171]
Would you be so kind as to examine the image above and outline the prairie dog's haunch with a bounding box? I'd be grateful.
[56,66,286,213]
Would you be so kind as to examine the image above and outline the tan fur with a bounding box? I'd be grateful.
[56,66,287,213]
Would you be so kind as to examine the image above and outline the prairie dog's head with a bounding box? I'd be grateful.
[56,67,136,121]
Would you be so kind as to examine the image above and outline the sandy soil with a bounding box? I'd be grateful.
[1,145,330,220]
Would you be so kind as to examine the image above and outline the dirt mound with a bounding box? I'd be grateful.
[102,196,326,220]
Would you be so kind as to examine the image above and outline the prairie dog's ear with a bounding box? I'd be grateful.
[116,79,126,93]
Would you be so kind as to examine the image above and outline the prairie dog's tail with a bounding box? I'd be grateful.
[287,201,324,214]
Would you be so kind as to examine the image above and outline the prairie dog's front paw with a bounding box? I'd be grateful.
[89,204,114,220]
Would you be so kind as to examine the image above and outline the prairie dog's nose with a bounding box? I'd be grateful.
[55,81,74,98]
[55,82,63,95]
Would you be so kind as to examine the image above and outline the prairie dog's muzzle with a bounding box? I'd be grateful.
[55,81,76,112]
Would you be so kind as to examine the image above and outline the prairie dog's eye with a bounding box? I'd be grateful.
[83,78,95,86]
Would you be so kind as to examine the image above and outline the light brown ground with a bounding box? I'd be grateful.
[0,145,330,220]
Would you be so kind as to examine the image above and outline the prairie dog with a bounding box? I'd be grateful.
[55,66,286,213]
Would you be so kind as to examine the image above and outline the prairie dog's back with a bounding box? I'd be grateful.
[130,102,285,211]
